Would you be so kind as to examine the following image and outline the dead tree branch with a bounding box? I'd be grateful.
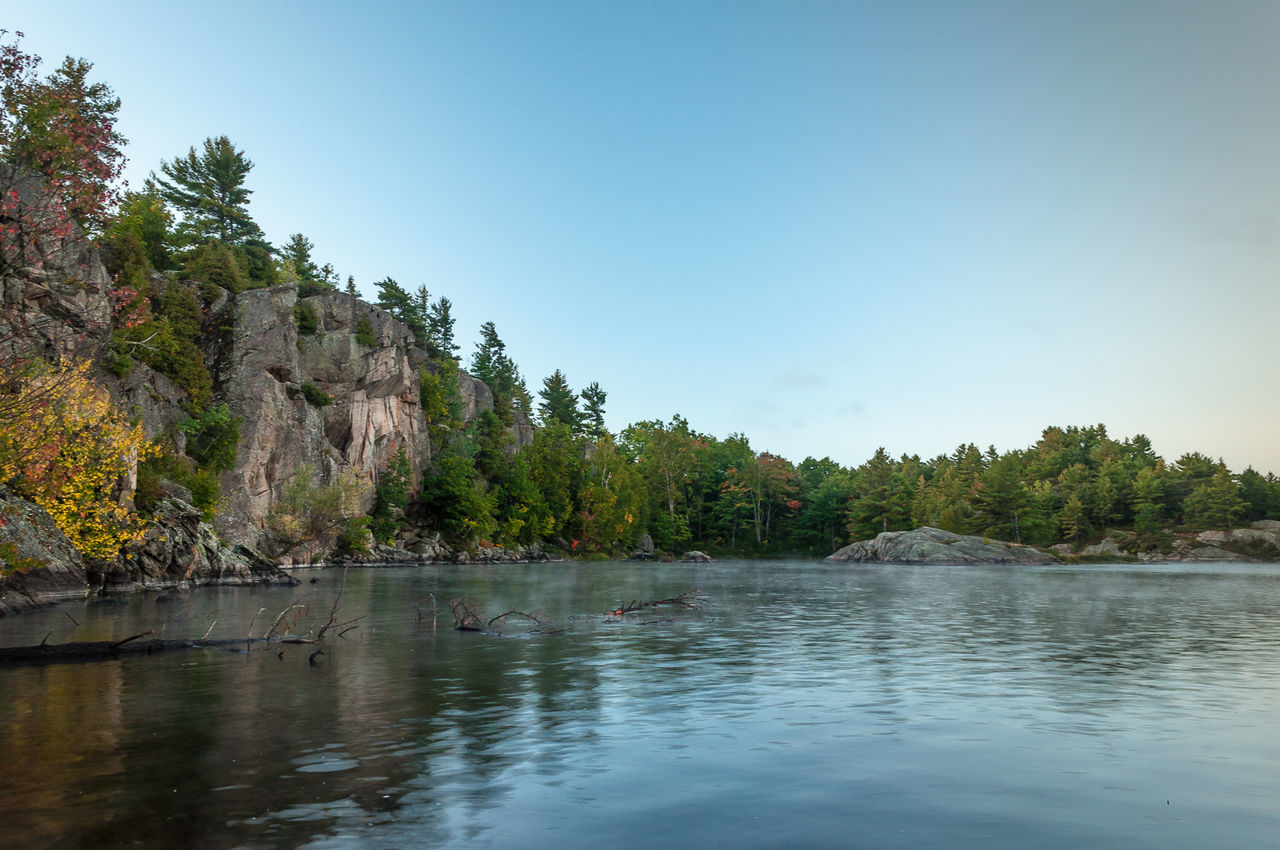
[606,589,707,616]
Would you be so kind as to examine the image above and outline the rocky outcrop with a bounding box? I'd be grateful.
[208,287,530,552]
[827,527,1059,565]
[99,499,291,592]
[0,486,89,615]
[682,550,714,563]
[209,288,431,550]
[1167,522,1280,561]
[1,493,292,614]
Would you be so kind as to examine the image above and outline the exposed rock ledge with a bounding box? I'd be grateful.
[827,527,1059,565]
[1,490,293,617]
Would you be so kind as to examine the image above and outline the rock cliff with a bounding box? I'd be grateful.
[207,287,531,552]
[827,527,1060,565]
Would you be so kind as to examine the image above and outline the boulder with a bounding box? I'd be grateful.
[682,551,714,563]
[0,486,89,615]
[1081,539,1122,557]
[827,527,1059,565]
[630,532,656,560]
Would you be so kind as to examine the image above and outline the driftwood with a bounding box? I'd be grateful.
[606,589,707,616]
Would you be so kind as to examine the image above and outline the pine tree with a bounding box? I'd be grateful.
[281,233,320,283]
[374,277,425,340]
[538,369,582,431]
[470,321,530,420]
[154,135,261,244]
[427,296,459,359]
[581,381,607,437]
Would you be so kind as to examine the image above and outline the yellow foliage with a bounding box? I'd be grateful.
[0,358,156,559]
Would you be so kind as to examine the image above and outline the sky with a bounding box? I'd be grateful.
[8,0,1280,474]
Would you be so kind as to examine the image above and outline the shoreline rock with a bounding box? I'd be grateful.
[827,527,1059,565]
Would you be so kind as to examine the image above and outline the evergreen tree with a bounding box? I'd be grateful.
[281,233,320,283]
[154,135,261,244]
[412,285,431,343]
[375,277,425,340]
[345,275,358,297]
[847,447,910,539]
[1182,463,1247,530]
[581,381,607,437]
[369,447,414,544]
[470,321,530,420]
[427,296,459,359]
[538,369,582,431]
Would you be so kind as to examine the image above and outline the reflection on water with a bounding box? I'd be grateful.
[3,561,1280,848]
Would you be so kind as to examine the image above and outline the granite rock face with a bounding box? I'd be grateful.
[827,527,1059,565]
[210,288,530,551]
[0,486,89,615]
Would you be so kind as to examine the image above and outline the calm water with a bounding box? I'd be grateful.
[2,560,1280,849]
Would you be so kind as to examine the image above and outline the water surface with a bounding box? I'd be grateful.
[2,560,1279,848]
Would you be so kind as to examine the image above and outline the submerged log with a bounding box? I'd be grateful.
[0,637,271,665]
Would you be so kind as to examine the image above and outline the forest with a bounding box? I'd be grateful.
[2,32,1279,571]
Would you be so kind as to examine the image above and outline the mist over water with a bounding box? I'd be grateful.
[3,560,1279,849]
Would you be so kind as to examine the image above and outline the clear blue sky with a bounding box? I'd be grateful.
[11,0,1280,474]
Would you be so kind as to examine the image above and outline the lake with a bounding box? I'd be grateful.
[2,559,1279,849]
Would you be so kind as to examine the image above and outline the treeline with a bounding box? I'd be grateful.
[403,399,1280,557]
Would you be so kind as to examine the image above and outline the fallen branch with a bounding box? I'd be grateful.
[110,629,157,649]
[606,589,706,616]
[315,566,349,640]
[451,598,485,631]
[451,599,560,634]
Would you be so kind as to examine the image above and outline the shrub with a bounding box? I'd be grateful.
[355,316,377,346]
[179,404,240,473]
[181,242,248,297]
[301,382,332,407]
[295,301,320,336]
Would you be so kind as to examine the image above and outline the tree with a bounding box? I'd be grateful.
[369,447,413,544]
[0,358,155,559]
[417,444,495,543]
[973,452,1034,543]
[847,447,910,539]
[581,381,607,437]
[265,465,371,558]
[1,34,126,235]
[1182,463,1247,530]
[280,233,320,284]
[374,277,425,340]
[470,321,531,420]
[538,369,582,431]
[427,296,458,359]
[1,34,126,287]
[154,135,260,245]
[108,183,173,270]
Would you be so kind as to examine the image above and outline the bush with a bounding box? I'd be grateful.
[335,516,372,555]
[181,242,248,297]
[355,316,377,346]
[301,382,333,407]
[295,301,320,336]
[179,404,240,473]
